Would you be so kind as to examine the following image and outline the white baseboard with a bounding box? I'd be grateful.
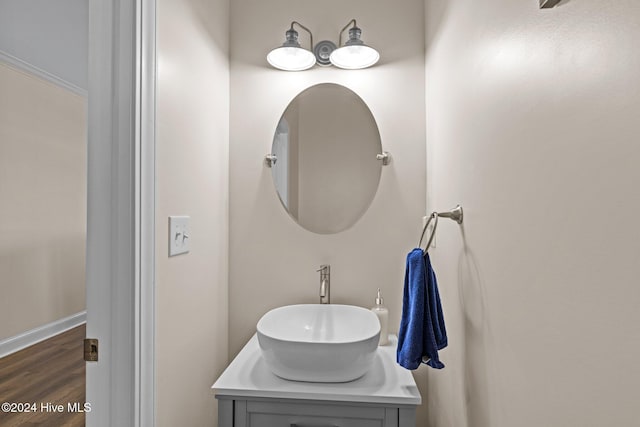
[0,311,87,359]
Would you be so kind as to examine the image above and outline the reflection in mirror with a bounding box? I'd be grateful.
[271,83,382,234]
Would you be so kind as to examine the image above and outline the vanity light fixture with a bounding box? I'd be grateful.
[266,21,316,71]
[329,19,380,70]
[267,19,380,71]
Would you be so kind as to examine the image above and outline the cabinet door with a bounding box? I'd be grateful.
[245,401,392,427]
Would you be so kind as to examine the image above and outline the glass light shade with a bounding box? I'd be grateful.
[329,44,380,70]
[267,46,316,71]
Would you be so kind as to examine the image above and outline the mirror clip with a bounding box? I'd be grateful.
[376,151,391,166]
[265,154,278,168]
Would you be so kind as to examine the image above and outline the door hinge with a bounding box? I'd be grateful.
[84,338,99,362]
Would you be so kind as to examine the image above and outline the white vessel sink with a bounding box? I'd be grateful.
[256,304,381,383]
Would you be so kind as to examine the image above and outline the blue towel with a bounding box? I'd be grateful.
[397,248,448,370]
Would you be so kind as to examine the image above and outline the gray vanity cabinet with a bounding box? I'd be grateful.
[213,335,421,427]
[217,397,416,427]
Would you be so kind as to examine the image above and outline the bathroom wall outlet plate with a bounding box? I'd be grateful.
[168,216,190,256]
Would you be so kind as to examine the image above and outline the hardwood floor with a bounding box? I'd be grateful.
[0,325,86,427]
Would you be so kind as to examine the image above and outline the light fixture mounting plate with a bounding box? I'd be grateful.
[314,40,337,66]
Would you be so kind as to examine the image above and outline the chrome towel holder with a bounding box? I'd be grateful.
[418,205,463,252]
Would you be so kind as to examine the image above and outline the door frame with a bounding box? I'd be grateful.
[86,0,156,426]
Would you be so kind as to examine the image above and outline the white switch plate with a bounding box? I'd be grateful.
[422,215,436,249]
[169,216,190,256]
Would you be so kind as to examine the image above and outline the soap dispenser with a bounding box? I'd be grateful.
[371,288,389,346]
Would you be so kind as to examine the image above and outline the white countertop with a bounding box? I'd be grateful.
[212,334,422,406]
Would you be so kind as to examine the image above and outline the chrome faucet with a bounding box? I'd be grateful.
[318,265,330,304]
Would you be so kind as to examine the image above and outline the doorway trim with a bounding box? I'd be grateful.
[136,0,157,425]
[86,0,155,426]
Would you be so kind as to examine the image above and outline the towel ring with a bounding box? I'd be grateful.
[418,205,463,252]
[418,212,439,251]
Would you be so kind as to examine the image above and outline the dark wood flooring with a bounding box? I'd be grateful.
[0,325,86,427]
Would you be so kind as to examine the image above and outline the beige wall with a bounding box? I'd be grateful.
[0,62,86,340]
[156,0,229,425]
[424,0,640,426]
[229,0,426,416]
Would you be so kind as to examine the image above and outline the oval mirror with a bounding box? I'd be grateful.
[270,83,382,234]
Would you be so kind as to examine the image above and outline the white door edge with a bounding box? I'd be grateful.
[86,0,156,426]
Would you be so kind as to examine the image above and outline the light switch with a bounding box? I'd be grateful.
[169,216,190,256]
